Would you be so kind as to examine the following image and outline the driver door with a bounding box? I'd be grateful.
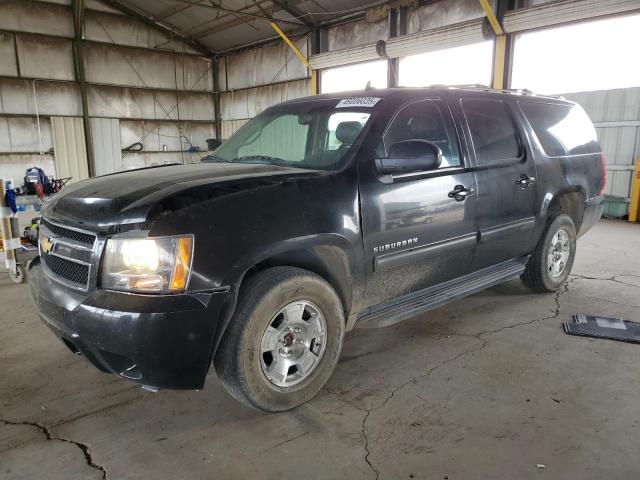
[359,98,478,307]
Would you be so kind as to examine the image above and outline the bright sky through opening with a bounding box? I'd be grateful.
[399,41,493,87]
[320,14,639,95]
[321,60,388,93]
[512,13,640,94]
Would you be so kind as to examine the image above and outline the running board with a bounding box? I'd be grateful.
[356,257,528,329]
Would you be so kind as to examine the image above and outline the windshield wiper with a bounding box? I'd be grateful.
[205,155,314,170]
[236,155,286,163]
[234,156,301,168]
[201,155,231,163]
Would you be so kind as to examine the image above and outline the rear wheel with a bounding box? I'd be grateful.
[214,267,345,411]
[521,214,576,292]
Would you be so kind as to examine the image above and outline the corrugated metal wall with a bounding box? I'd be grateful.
[219,38,311,138]
[51,116,89,182]
[564,88,640,202]
[91,117,122,176]
[0,0,216,190]
[220,79,311,137]
[219,0,490,137]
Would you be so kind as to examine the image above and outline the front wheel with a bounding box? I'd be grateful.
[10,265,26,284]
[214,267,345,412]
[521,214,577,292]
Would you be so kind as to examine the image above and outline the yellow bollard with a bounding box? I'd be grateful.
[629,159,640,222]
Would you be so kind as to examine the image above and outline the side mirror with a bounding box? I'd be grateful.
[375,140,443,175]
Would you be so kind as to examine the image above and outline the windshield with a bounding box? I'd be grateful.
[209,99,376,171]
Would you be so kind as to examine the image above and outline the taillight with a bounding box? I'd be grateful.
[598,153,607,196]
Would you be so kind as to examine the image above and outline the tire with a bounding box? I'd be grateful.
[214,267,345,412]
[521,214,576,293]
[10,265,26,284]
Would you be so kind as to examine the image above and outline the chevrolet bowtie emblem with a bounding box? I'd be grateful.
[41,236,54,254]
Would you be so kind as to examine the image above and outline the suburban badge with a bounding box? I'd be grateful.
[373,237,418,254]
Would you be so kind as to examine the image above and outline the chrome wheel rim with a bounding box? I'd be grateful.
[548,229,570,278]
[260,300,327,388]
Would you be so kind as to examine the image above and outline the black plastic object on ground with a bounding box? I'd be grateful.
[564,314,640,344]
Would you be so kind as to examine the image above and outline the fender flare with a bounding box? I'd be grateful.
[208,233,360,359]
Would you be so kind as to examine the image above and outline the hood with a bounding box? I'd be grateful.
[43,162,320,232]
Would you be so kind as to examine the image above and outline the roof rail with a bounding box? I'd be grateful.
[428,83,491,89]
[396,84,565,99]
[429,84,541,96]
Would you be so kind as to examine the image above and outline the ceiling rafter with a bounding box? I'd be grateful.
[101,0,216,56]
[189,8,292,41]
[157,0,273,27]
[189,15,261,40]
[166,0,307,26]
[207,0,262,32]
[270,0,315,28]
[154,3,192,20]
[101,0,379,55]
[179,0,313,43]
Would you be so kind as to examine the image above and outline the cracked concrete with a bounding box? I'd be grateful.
[2,219,640,479]
[349,286,567,480]
[0,419,107,480]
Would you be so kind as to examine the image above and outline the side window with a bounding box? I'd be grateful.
[237,114,309,162]
[383,100,461,168]
[462,99,521,163]
[519,102,599,157]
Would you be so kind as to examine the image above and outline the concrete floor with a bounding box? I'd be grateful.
[2,219,640,480]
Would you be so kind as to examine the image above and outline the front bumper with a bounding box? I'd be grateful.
[29,259,229,390]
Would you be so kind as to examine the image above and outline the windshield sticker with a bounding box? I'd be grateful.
[336,97,381,108]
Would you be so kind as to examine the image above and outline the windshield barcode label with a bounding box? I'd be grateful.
[336,97,381,108]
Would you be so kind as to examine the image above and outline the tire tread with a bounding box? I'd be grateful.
[521,214,575,293]
[214,266,343,411]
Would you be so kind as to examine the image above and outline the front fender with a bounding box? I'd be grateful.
[209,233,364,359]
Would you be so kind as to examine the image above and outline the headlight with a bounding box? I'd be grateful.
[102,235,193,293]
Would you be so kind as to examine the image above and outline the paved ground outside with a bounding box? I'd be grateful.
[2,219,639,479]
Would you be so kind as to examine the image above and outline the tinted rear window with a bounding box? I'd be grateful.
[462,99,521,163]
[520,102,599,157]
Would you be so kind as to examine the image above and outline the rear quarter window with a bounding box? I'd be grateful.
[519,102,599,157]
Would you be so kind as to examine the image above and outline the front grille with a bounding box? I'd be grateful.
[41,219,96,245]
[43,254,89,287]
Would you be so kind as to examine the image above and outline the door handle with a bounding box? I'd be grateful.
[448,185,475,202]
[515,174,536,188]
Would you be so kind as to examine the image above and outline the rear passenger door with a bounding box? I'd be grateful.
[458,97,539,270]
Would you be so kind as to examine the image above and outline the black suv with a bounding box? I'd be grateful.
[30,87,605,411]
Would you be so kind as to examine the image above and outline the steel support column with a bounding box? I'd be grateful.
[387,7,407,88]
[310,27,325,95]
[387,8,399,87]
[479,0,513,90]
[212,58,222,140]
[72,0,95,177]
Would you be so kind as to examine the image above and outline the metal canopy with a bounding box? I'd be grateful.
[105,0,382,54]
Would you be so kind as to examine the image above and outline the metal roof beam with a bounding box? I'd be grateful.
[188,3,311,42]
[101,0,217,56]
[270,0,315,28]
[167,0,307,26]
